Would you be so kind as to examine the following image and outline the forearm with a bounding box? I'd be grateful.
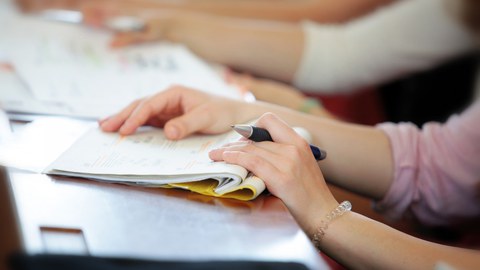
[122,0,394,23]
[294,0,476,93]
[245,101,393,199]
[165,14,304,82]
[314,212,480,269]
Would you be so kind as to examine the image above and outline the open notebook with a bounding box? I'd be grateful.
[44,126,266,201]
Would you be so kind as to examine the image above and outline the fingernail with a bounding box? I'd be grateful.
[100,122,108,130]
[98,116,109,124]
[119,122,131,134]
[166,126,179,139]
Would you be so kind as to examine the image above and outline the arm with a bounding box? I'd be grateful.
[103,12,305,82]
[87,0,475,93]
[89,0,394,23]
[293,0,477,93]
[317,211,480,269]
[374,103,480,225]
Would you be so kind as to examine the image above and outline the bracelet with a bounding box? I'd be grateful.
[298,98,322,114]
[311,201,352,250]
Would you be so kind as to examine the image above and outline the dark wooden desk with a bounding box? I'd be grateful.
[0,168,329,269]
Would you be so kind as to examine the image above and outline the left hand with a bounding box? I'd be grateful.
[99,85,255,140]
[209,112,338,232]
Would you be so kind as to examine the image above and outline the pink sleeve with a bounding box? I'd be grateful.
[374,101,480,226]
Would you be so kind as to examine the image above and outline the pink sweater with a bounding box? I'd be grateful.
[375,101,480,226]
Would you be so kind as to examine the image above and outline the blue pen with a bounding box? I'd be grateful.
[231,125,327,161]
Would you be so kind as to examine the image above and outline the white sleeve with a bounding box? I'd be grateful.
[293,0,476,94]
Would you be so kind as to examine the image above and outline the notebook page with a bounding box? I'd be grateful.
[46,127,247,182]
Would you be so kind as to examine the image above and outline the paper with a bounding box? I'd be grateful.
[2,117,266,200]
[46,127,247,187]
[0,109,11,142]
[1,14,242,119]
[0,65,114,119]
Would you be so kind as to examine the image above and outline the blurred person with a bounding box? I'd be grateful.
[83,0,476,98]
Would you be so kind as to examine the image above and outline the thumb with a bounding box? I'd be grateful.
[163,106,222,140]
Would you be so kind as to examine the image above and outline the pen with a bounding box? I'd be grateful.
[231,125,327,161]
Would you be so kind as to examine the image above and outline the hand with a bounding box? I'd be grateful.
[82,3,200,48]
[99,86,254,140]
[81,1,121,28]
[227,71,336,118]
[208,113,338,232]
[82,1,161,29]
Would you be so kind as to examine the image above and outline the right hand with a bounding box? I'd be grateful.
[208,112,338,232]
[100,86,254,140]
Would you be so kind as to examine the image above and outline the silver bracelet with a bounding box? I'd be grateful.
[311,201,352,250]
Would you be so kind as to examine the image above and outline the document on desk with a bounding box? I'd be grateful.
[44,126,266,201]
[0,64,116,119]
[1,15,241,118]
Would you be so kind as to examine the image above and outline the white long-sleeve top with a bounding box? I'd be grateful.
[293,0,476,94]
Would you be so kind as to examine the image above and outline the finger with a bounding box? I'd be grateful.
[209,141,295,166]
[145,117,167,128]
[100,99,142,132]
[212,140,284,156]
[220,150,284,194]
[209,141,254,161]
[163,104,219,140]
[255,113,309,149]
[218,140,253,148]
[117,93,173,135]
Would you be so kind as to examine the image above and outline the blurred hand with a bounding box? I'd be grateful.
[81,1,150,28]
[82,2,199,48]
[208,113,338,230]
[227,71,336,118]
[99,85,254,140]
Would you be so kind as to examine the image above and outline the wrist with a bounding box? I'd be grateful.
[309,201,352,250]
[286,186,339,236]
[304,195,339,236]
[162,15,182,43]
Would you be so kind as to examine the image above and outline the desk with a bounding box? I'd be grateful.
[0,166,329,269]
